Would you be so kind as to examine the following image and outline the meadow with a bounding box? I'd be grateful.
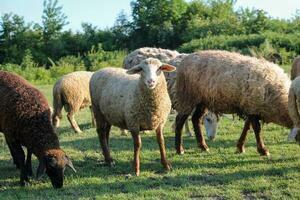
[0,84,299,200]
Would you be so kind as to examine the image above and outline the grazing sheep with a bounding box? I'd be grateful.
[288,76,300,145]
[123,47,219,139]
[175,50,293,156]
[291,56,300,80]
[90,58,175,176]
[52,71,95,133]
[0,71,76,188]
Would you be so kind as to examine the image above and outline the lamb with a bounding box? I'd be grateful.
[175,50,293,156]
[288,76,300,145]
[0,71,76,188]
[291,56,300,80]
[123,47,219,139]
[52,71,95,133]
[90,58,175,176]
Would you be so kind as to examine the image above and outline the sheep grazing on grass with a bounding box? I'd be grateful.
[291,56,300,80]
[123,47,219,139]
[90,58,175,176]
[175,50,293,156]
[288,76,300,145]
[0,71,76,188]
[52,71,95,133]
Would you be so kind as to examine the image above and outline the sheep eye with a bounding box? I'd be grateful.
[206,118,212,123]
[156,69,161,75]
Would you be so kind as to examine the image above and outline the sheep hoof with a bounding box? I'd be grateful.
[20,180,31,187]
[163,162,172,171]
[199,144,209,152]
[75,130,83,134]
[258,148,270,156]
[236,146,245,154]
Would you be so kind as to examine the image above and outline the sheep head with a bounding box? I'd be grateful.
[127,58,176,89]
[37,149,76,189]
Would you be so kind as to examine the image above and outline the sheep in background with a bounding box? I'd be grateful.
[0,71,76,188]
[52,71,95,133]
[291,56,300,80]
[175,50,293,156]
[123,47,219,139]
[90,58,175,176]
[288,76,300,145]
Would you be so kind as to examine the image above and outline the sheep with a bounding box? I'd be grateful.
[288,76,300,145]
[90,58,175,176]
[123,47,219,139]
[175,50,293,156]
[52,71,95,133]
[291,55,300,80]
[0,71,76,188]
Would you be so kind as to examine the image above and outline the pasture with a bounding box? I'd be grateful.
[0,84,299,200]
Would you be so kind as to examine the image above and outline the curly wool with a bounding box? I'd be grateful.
[53,71,94,113]
[90,67,171,131]
[0,71,60,158]
[291,56,300,80]
[288,76,300,127]
[123,47,180,69]
[176,50,293,128]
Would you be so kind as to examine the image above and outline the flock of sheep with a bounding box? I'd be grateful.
[1,47,300,189]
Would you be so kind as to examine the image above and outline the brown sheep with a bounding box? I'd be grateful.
[175,50,293,156]
[0,71,76,188]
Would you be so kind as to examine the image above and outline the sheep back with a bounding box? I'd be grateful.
[176,50,293,128]
[53,71,93,112]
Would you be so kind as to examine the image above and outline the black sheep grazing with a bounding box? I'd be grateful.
[0,71,76,188]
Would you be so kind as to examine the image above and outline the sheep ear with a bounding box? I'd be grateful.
[159,64,176,72]
[36,159,46,180]
[127,65,142,74]
[65,156,76,173]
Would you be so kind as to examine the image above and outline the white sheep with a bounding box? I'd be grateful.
[52,71,95,133]
[175,50,293,156]
[90,58,175,176]
[288,76,300,145]
[123,47,219,139]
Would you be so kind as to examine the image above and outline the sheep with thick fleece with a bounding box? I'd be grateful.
[288,76,300,145]
[52,71,95,133]
[90,58,175,176]
[123,47,219,139]
[0,71,76,188]
[175,50,293,156]
[291,56,300,80]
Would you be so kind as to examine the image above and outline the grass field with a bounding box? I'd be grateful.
[0,84,299,200]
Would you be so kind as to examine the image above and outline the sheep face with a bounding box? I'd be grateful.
[204,112,219,141]
[37,149,76,189]
[127,58,176,89]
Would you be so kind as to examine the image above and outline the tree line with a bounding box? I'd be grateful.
[1,0,300,68]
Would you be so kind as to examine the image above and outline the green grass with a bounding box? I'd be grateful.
[0,85,299,200]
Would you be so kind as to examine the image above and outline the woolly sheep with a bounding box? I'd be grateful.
[175,50,293,156]
[288,76,300,145]
[52,71,95,133]
[123,47,219,140]
[291,56,300,80]
[90,58,175,176]
[0,71,76,188]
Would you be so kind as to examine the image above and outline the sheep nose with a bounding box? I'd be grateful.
[147,80,155,85]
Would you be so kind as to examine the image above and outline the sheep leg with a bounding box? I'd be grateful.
[251,116,270,156]
[90,106,96,127]
[185,120,192,137]
[175,113,189,154]
[5,138,20,169]
[236,118,251,153]
[131,132,142,176]
[67,111,82,133]
[97,122,114,166]
[156,125,172,171]
[11,142,29,186]
[52,106,62,129]
[192,104,209,151]
[25,150,33,177]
